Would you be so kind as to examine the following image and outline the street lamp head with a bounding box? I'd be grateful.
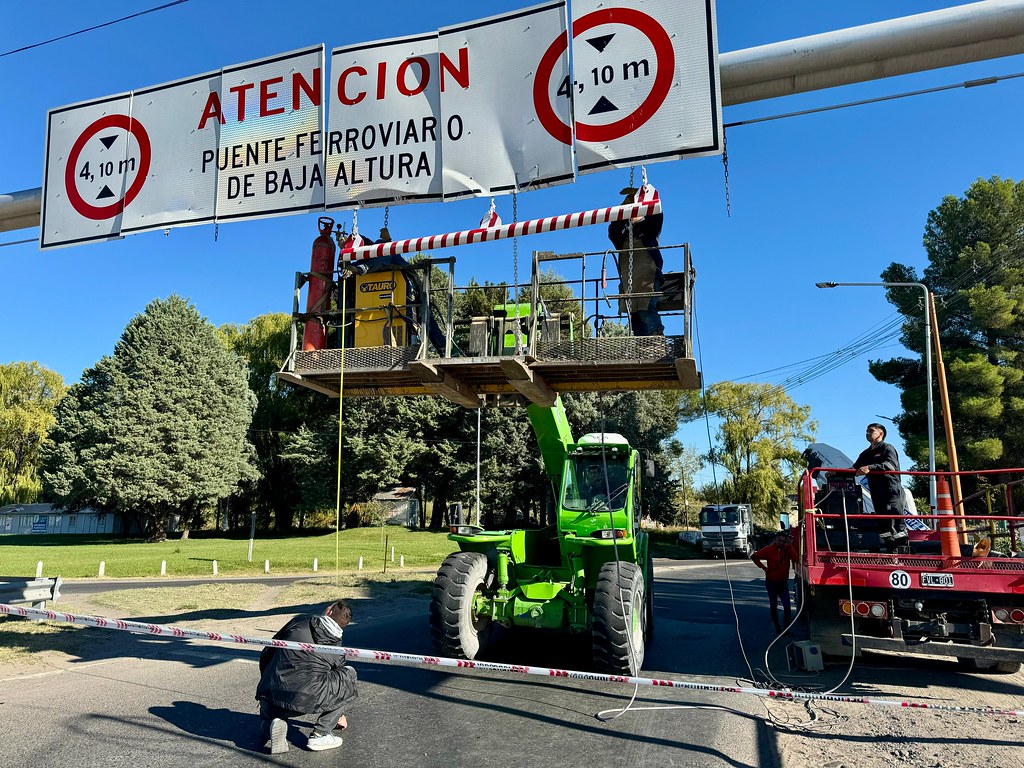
[815,282,838,289]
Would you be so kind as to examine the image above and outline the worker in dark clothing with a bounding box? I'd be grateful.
[255,600,357,754]
[751,531,800,635]
[853,422,908,549]
[607,187,665,337]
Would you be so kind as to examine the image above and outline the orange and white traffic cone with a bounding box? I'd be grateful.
[937,477,961,564]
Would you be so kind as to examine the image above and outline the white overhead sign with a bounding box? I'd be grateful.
[565,0,722,173]
[41,46,324,249]
[326,1,574,211]
[40,0,720,249]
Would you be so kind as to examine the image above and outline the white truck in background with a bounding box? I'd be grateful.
[699,503,754,557]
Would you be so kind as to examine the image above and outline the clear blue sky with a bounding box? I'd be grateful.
[2,1,1022,488]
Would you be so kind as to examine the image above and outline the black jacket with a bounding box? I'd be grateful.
[255,615,357,714]
[852,441,904,514]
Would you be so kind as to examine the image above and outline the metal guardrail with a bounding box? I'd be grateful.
[0,576,62,610]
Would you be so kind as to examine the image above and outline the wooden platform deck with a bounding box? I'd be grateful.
[278,335,700,407]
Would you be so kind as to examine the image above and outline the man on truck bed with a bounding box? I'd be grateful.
[751,531,799,635]
[852,423,908,550]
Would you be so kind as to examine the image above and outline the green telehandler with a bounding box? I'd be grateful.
[428,395,653,675]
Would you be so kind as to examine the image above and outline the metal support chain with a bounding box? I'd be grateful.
[512,191,524,353]
[722,129,732,218]
[626,167,635,313]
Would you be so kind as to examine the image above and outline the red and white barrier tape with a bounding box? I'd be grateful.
[3,603,1020,719]
[339,200,661,261]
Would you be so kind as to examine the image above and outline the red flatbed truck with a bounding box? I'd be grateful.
[797,467,1024,674]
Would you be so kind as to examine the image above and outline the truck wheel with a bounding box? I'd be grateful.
[429,552,493,659]
[645,554,655,644]
[592,561,645,676]
[956,657,1021,675]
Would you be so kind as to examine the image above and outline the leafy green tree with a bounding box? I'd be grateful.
[0,362,66,505]
[699,381,816,527]
[220,313,334,530]
[871,176,1024,470]
[667,443,704,527]
[41,296,257,540]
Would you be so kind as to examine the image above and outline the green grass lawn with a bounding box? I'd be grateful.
[0,527,459,579]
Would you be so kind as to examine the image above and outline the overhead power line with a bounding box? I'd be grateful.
[1,1,189,58]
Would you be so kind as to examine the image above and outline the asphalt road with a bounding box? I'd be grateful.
[2,559,791,768]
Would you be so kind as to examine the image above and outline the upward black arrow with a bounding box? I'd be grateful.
[96,185,115,200]
[100,135,118,150]
[589,96,619,115]
[586,34,615,53]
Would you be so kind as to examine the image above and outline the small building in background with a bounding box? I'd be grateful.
[371,487,420,527]
[0,504,121,536]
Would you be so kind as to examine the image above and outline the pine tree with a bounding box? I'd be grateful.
[41,296,256,540]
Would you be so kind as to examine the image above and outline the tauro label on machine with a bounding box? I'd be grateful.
[360,280,397,293]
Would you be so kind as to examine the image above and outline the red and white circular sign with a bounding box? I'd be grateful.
[533,8,675,145]
[64,114,151,220]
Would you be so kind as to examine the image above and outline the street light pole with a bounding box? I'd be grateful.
[816,281,936,512]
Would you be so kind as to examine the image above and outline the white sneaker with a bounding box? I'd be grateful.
[268,718,288,754]
[307,732,343,751]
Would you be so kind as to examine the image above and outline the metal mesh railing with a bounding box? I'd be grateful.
[293,346,420,374]
[536,335,686,362]
[817,553,1024,571]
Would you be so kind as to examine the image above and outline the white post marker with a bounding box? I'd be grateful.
[358,557,363,570]
[161,560,167,576]
[98,561,105,577]
[213,560,218,575]
[264,560,270,574]
[390,546,395,562]
[36,561,43,578]
[400,555,405,567]
[313,558,318,572]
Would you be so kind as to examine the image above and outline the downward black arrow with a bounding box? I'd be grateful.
[100,135,118,150]
[589,96,619,115]
[586,34,615,53]
[96,185,115,200]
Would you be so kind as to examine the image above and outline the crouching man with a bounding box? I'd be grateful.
[256,600,357,753]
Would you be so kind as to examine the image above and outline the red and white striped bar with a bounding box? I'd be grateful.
[3,603,1020,719]
[340,200,661,262]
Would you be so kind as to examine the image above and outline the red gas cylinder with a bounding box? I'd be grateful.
[302,217,336,351]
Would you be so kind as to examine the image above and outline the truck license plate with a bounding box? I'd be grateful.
[921,573,955,588]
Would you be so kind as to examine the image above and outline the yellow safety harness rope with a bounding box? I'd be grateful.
[334,270,347,582]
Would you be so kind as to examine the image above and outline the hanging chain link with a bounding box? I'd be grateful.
[512,191,519,306]
[382,205,389,230]
[351,208,359,237]
[512,191,524,353]
[626,167,635,305]
[722,129,732,218]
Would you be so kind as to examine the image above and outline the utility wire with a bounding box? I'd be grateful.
[1,1,190,58]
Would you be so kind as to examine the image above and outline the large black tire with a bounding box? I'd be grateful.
[645,553,655,644]
[592,561,645,676]
[429,552,493,659]
[957,656,1021,675]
